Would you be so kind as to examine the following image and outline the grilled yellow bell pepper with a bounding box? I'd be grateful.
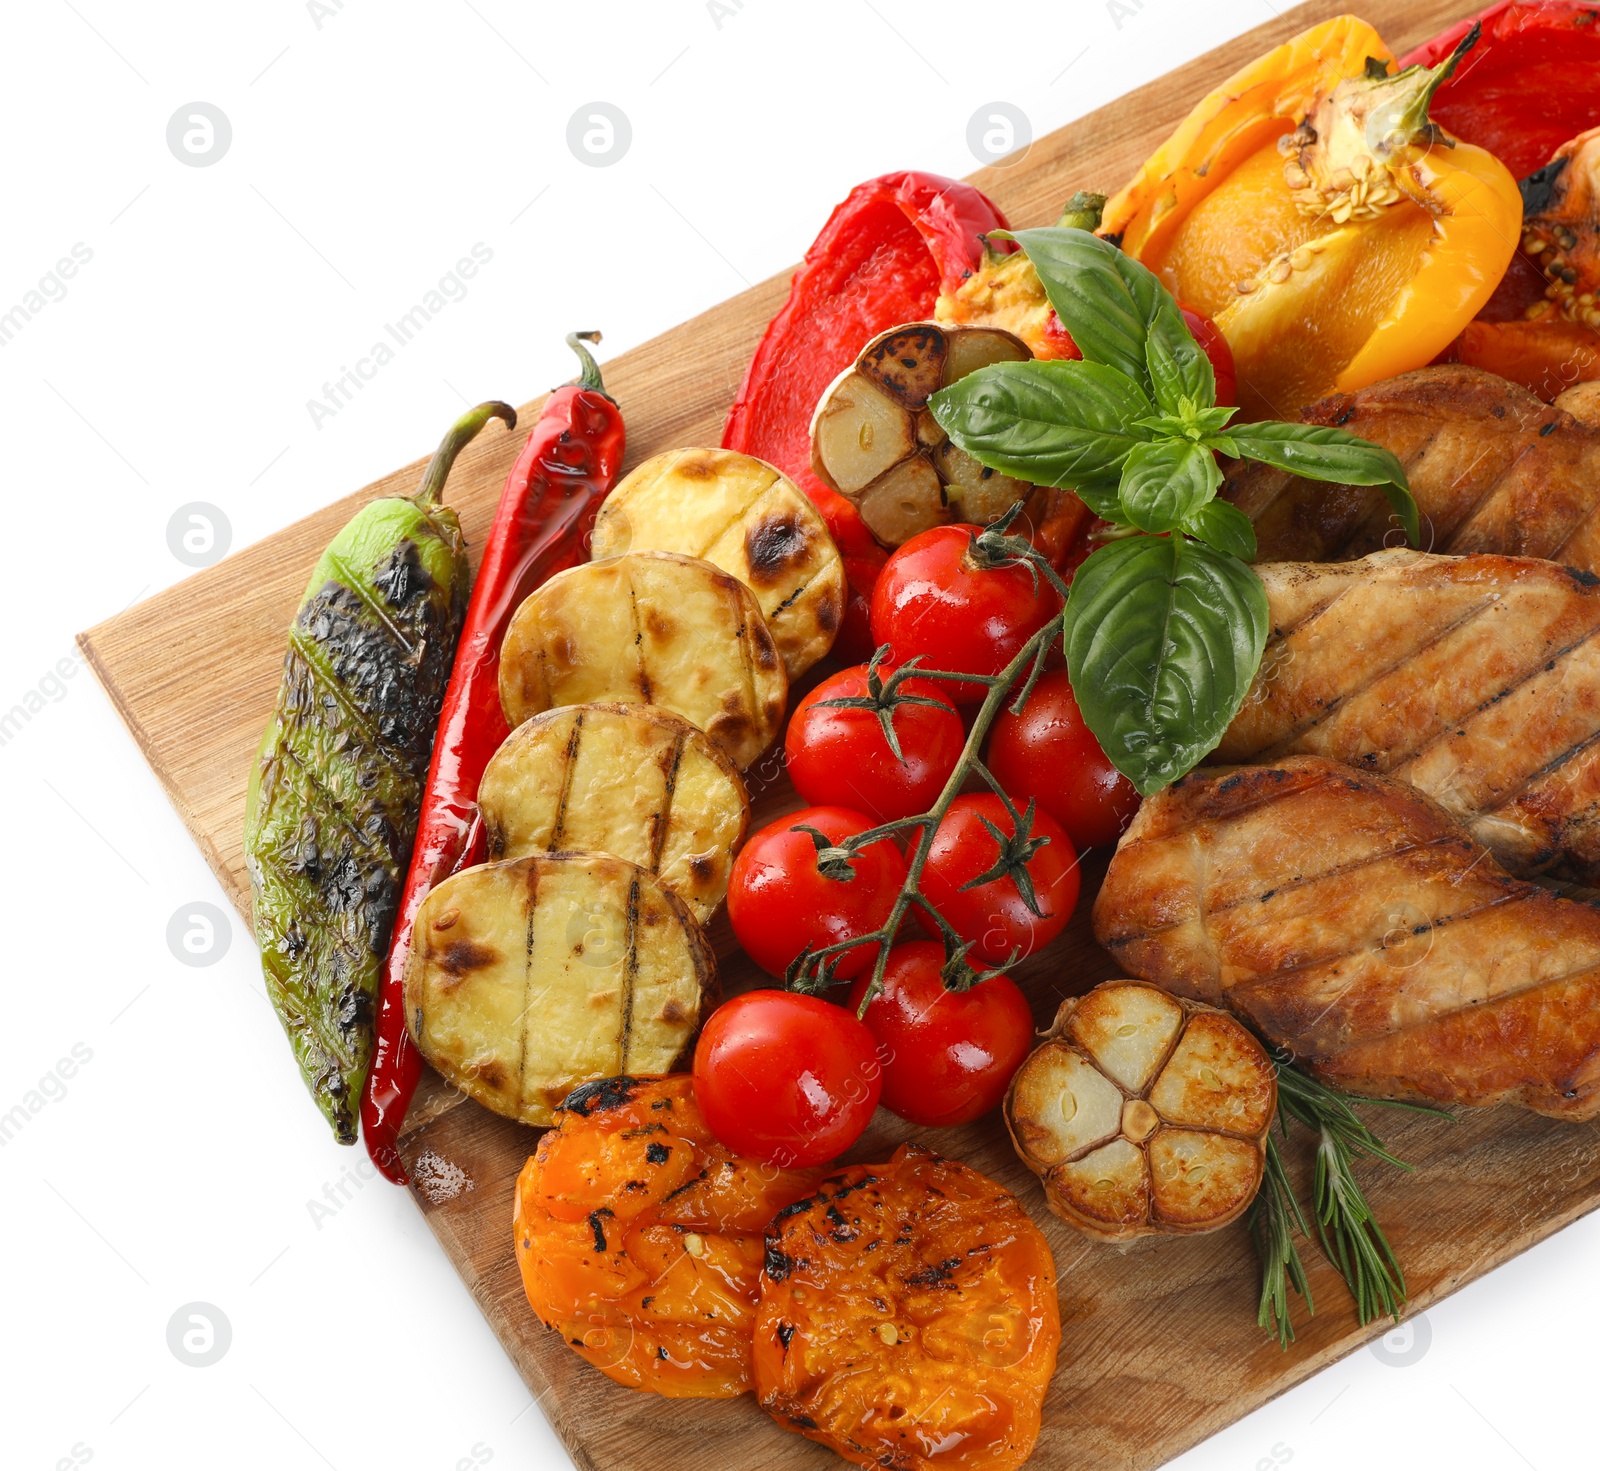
[1101,16,1522,421]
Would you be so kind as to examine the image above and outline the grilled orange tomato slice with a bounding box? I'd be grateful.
[513,1073,823,1398]
[753,1143,1060,1471]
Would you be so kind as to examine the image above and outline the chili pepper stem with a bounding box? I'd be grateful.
[414,400,517,509]
[565,331,612,398]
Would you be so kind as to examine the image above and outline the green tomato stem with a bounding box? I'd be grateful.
[828,608,1066,1017]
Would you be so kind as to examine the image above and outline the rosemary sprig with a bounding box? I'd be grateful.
[1253,1059,1449,1347]
[1251,1129,1312,1348]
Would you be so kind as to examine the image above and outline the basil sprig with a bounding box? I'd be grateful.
[929,227,1418,796]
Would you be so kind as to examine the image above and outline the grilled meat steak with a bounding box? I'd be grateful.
[1217,549,1600,882]
[1222,366,1600,566]
[1094,757,1600,1119]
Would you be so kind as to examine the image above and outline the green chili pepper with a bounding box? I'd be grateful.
[244,401,515,1142]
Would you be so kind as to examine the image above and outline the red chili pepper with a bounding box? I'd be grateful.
[1401,2,1600,180]
[361,333,626,1183]
[723,171,1011,660]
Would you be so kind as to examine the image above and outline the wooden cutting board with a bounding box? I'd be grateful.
[81,2,1600,1467]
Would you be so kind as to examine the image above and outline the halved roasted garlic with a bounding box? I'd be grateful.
[810,321,1032,545]
[1005,980,1276,1241]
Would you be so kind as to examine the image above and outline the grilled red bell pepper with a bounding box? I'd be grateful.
[722,171,1011,659]
[1401,2,1600,180]
[361,333,626,1182]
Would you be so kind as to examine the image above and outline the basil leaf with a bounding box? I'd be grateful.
[1135,405,1237,440]
[1063,534,1269,796]
[1183,499,1258,561]
[929,359,1153,491]
[1227,422,1419,547]
[1117,440,1222,533]
[1188,405,1238,435]
[1072,478,1127,524]
[1145,297,1216,416]
[1005,227,1175,395]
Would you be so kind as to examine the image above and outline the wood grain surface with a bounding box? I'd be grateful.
[80,3,1598,1468]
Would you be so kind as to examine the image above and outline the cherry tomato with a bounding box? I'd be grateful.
[728,806,908,980]
[869,525,1061,704]
[849,942,1035,1127]
[987,670,1141,852]
[693,990,882,1166]
[918,793,1079,966]
[1179,302,1237,409]
[785,665,964,823]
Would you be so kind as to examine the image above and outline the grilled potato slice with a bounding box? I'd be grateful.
[498,550,787,769]
[590,449,844,679]
[1005,981,1276,1241]
[477,703,748,924]
[403,853,716,1128]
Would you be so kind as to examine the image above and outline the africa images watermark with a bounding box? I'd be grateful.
[707,0,757,29]
[0,243,94,348]
[0,649,83,749]
[305,242,495,429]
[0,1043,94,1148]
[307,0,357,28]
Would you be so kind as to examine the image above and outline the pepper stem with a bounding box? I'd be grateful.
[413,400,517,508]
[566,330,611,398]
[1057,191,1107,233]
[1363,20,1479,157]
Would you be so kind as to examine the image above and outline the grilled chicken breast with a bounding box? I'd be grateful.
[1222,366,1600,567]
[1094,757,1600,1119]
[1218,549,1600,881]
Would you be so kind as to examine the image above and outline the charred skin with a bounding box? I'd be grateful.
[752,1143,1059,1471]
[246,494,469,1143]
[513,1074,824,1397]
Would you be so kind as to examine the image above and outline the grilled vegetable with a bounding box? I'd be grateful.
[753,1143,1060,1471]
[1095,755,1600,1119]
[1453,317,1600,401]
[1401,1,1600,180]
[245,400,514,1143]
[590,448,845,678]
[1005,981,1276,1241]
[513,1074,823,1397]
[1521,126,1600,329]
[361,333,625,1184]
[1451,125,1600,398]
[809,321,1035,544]
[403,853,716,1127]
[937,197,1102,359]
[1101,16,1521,421]
[498,550,787,769]
[724,172,1014,656]
[477,703,748,924]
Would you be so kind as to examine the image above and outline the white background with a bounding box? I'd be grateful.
[1,2,1588,1468]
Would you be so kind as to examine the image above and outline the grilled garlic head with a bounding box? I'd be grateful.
[809,321,1032,545]
[1005,980,1276,1242]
